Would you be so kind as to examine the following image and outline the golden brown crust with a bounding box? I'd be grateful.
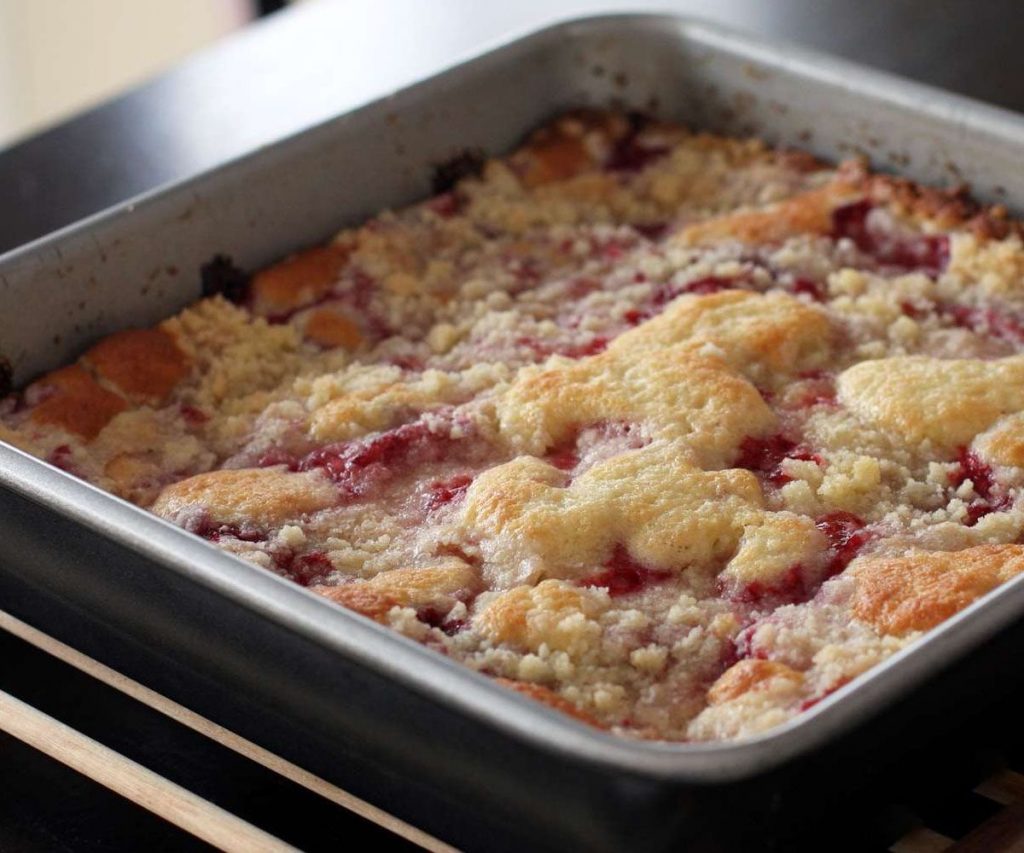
[28,365,128,440]
[314,562,478,619]
[316,583,399,623]
[475,580,607,654]
[677,181,855,246]
[493,291,821,459]
[83,328,190,403]
[364,562,479,605]
[707,659,804,706]
[13,108,1024,744]
[678,157,1019,248]
[248,244,349,317]
[851,545,1024,635]
[303,306,363,350]
[974,413,1024,468]
[838,355,1024,451]
[509,109,629,187]
[494,678,602,727]
[858,165,1015,237]
[495,344,775,457]
[621,290,834,379]
[151,467,337,527]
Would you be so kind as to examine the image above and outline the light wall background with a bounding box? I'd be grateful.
[0,0,251,148]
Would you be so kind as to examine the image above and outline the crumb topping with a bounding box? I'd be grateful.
[5,109,1024,742]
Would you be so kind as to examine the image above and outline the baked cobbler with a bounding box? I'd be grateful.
[4,110,1024,741]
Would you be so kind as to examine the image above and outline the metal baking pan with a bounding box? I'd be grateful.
[4,13,1024,851]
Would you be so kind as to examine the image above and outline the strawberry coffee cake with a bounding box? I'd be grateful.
[4,110,1024,742]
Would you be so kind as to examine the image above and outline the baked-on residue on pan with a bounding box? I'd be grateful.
[4,109,1024,741]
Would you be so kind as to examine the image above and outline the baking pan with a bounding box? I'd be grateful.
[5,13,1024,851]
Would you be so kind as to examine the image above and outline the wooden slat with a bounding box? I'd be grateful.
[0,608,456,853]
[0,688,295,853]
[977,770,1024,807]
[890,825,954,853]
[948,804,1024,853]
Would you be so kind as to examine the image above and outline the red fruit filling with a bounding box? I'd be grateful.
[179,404,209,426]
[277,550,335,586]
[546,442,579,472]
[190,518,266,544]
[346,270,392,340]
[731,624,769,661]
[943,304,1024,346]
[736,434,823,486]
[578,545,672,597]
[724,512,870,606]
[633,222,668,241]
[831,200,949,274]
[417,606,466,636]
[900,300,926,319]
[389,354,424,371]
[605,130,669,173]
[47,444,78,474]
[816,511,871,576]
[425,473,473,512]
[299,418,456,498]
[951,447,1012,526]
[426,191,463,218]
[794,370,837,408]
[566,277,600,299]
[545,421,647,475]
[682,276,741,296]
[506,256,542,289]
[256,448,299,470]
[624,308,648,326]
[642,276,742,313]
[598,240,630,261]
[727,564,808,607]
[516,335,609,360]
[791,278,825,301]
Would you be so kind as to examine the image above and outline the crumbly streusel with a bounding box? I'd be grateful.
[5,109,1024,741]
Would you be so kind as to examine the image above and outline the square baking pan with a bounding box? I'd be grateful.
[4,13,1024,851]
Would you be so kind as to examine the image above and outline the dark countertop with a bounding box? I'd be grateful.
[4,0,1024,255]
[3,1,1024,849]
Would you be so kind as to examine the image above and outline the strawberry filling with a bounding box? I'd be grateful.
[723,512,870,606]
[831,200,950,274]
[299,417,457,498]
[545,421,647,476]
[736,434,823,486]
[793,370,837,408]
[179,404,209,426]
[727,564,808,607]
[545,442,579,472]
[681,276,741,296]
[605,127,669,173]
[633,221,668,241]
[791,278,825,301]
[816,511,871,576]
[277,550,334,586]
[426,191,463,218]
[578,545,672,597]
[47,444,79,475]
[516,335,610,360]
[951,447,1012,526]
[190,518,266,544]
[425,474,474,512]
[417,606,466,636]
[944,304,1024,346]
